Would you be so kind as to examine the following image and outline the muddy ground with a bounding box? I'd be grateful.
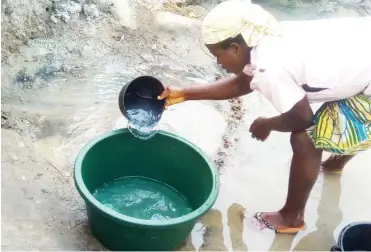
[2,0,371,250]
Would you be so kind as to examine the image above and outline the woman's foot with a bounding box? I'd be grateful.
[321,154,355,174]
[259,131,320,234]
[255,211,306,234]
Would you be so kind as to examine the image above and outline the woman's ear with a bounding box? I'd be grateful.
[230,43,241,56]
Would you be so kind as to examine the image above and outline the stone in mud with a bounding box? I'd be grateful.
[111,0,137,29]
[154,11,201,33]
[4,5,13,15]
[15,69,35,87]
[36,60,65,79]
[54,1,82,14]
[83,4,100,19]
[92,0,115,13]
[141,54,154,62]
[1,112,11,129]
[60,12,71,22]
[52,0,82,22]
[50,15,59,24]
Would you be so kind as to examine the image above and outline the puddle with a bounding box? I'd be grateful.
[2,63,221,164]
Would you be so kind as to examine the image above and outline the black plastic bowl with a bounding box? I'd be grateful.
[118,76,165,126]
[331,222,371,251]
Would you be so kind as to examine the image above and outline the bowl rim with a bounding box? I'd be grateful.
[74,128,219,227]
[337,221,371,249]
[118,75,165,120]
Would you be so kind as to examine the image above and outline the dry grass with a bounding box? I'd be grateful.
[161,2,207,18]
[136,0,207,19]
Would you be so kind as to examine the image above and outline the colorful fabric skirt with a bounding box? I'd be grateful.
[307,94,371,155]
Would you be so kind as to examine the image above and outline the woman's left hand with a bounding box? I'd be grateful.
[249,117,272,141]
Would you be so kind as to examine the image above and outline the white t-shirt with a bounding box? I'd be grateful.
[245,17,371,113]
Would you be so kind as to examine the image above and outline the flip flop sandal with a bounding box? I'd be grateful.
[321,166,343,174]
[254,212,306,234]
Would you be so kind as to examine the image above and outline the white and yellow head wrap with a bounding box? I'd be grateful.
[202,0,281,47]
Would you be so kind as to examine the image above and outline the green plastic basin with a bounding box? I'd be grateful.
[74,128,219,251]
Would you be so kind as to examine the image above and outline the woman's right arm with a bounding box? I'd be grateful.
[185,73,253,100]
[158,73,253,107]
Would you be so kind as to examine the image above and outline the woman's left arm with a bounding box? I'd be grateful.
[248,68,314,141]
[265,96,314,132]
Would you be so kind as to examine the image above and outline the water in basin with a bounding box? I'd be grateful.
[93,176,193,221]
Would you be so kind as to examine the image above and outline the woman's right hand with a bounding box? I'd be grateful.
[157,86,186,109]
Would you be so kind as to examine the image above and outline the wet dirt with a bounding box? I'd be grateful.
[2,0,371,251]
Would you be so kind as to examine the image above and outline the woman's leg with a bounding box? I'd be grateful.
[256,95,370,233]
[321,154,356,173]
[256,131,322,233]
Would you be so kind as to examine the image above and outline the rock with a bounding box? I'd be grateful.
[111,0,137,29]
[15,70,35,86]
[154,11,201,33]
[50,15,59,24]
[83,4,100,19]
[36,60,64,79]
[93,0,115,13]
[4,6,13,15]
[54,0,82,15]
[52,0,83,22]
[60,12,71,22]
[141,54,154,62]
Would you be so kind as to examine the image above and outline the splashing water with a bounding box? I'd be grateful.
[93,176,193,220]
[126,108,159,140]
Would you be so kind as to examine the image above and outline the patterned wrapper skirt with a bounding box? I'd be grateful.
[307,94,371,155]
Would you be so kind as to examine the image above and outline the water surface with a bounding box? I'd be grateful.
[93,176,193,221]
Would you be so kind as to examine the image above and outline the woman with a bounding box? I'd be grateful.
[158,0,371,233]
